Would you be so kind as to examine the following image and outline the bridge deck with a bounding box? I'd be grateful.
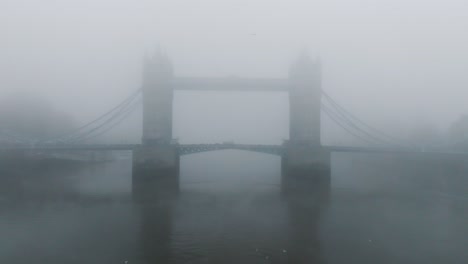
[1,144,468,157]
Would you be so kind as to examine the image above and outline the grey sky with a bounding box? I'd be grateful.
[1,0,468,144]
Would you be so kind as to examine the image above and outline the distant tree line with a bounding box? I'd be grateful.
[0,94,76,142]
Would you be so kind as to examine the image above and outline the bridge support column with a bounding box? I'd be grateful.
[132,145,179,203]
[133,50,178,203]
[282,53,330,201]
[281,143,331,201]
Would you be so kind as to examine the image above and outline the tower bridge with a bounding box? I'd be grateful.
[131,51,327,201]
[1,51,467,202]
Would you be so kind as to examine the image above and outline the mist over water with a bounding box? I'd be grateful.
[1,152,467,264]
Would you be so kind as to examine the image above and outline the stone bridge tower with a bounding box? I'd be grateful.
[142,52,174,145]
[289,53,322,145]
[282,54,331,196]
[133,52,179,203]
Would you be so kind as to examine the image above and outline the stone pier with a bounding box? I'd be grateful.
[281,143,331,199]
[132,145,179,203]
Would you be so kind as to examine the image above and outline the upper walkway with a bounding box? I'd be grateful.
[172,77,289,91]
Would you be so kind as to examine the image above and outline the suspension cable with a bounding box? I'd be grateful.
[41,88,142,143]
[68,93,141,142]
[321,102,384,146]
[321,90,414,148]
[73,97,142,142]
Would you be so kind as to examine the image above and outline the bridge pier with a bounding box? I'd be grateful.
[132,145,179,203]
[281,144,331,199]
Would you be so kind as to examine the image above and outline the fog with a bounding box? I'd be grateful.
[2,0,468,144]
[1,1,468,264]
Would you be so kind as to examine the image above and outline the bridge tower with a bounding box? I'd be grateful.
[141,52,173,145]
[282,53,331,197]
[133,52,179,203]
[289,53,321,145]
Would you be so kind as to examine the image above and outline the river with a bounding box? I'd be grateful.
[0,150,467,263]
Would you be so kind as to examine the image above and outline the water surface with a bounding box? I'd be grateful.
[1,150,467,263]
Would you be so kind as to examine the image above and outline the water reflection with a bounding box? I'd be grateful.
[285,196,324,263]
[138,203,175,263]
[135,171,330,264]
[284,184,329,263]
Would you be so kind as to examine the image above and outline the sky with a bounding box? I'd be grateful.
[1,0,468,144]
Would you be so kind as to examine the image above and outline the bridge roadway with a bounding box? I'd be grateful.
[2,144,468,157]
